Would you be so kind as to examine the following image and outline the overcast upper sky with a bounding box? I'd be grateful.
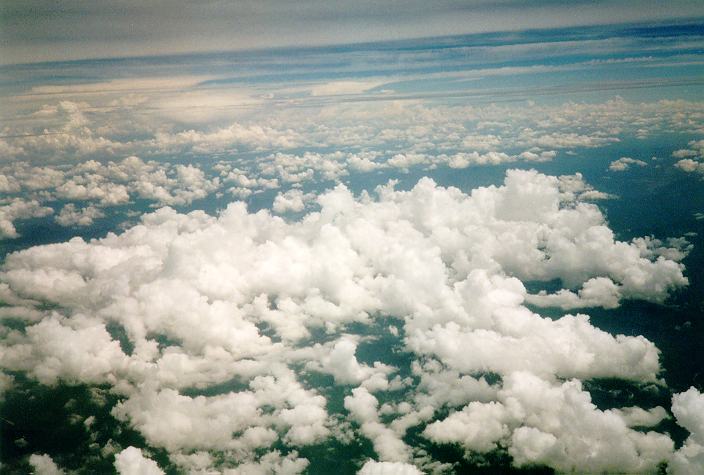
[1,0,704,65]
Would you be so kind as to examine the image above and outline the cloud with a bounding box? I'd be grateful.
[426,372,673,472]
[670,387,704,474]
[55,179,130,206]
[2,314,131,386]
[114,447,164,475]
[0,170,691,472]
[672,140,704,177]
[609,156,648,171]
[0,156,220,214]
[306,337,394,388]
[504,373,673,472]
[345,387,411,462]
[310,80,387,97]
[0,198,53,239]
[525,276,622,309]
[28,454,65,475]
[5,96,702,188]
[151,124,302,155]
[273,189,315,214]
[56,204,105,227]
[29,77,212,96]
[519,131,619,149]
[222,450,309,474]
[358,460,423,475]
[112,368,329,457]
[676,158,704,174]
[423,400,510,452]
[0,174,21,193]
[611,406,669,428]
[673,139,704,159]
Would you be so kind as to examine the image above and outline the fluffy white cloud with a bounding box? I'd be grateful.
[427,372,673,472]
[424,401,510,452]
[151,123,302,155]
[56,204,105,227]
[114,446,164,475]
[505,373,673,472]
[0,156,220,213]
[112,369,329,453]
[55,178,130,206]
[28,454,65,475]
[0,198,53,239]
[273,189,315,214]
[518,131,619,149]
[525,276,622,309]
[0,371,13,400]
[673,140,704,176]
[0,174,20,193]
[611,405,669,428]
[6,166,65,191]
[1,314,131,386]
[673,140,704,159]
[345,387,411,462]
[670,388,704,474]
[0,169,691,472]
[221,451,309,475]
[609,156,648,171]
[676,158,704,175]
[357,460,423,475]
[306,337,394,388]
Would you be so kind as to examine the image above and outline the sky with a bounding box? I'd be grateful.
[2,0,704,64]
[1,2,704,475]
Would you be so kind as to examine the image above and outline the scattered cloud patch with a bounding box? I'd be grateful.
[673,140,704,176]
[114,447,164,475]
[358,460,423,475]
[56,204,105,227]
[28,454,65,475]
[609,156,648,171]
[0,198,53,239]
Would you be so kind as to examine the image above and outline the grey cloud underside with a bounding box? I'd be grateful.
[0,169,699,473]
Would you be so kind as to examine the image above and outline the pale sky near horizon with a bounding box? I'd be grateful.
[2,0,704,64]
